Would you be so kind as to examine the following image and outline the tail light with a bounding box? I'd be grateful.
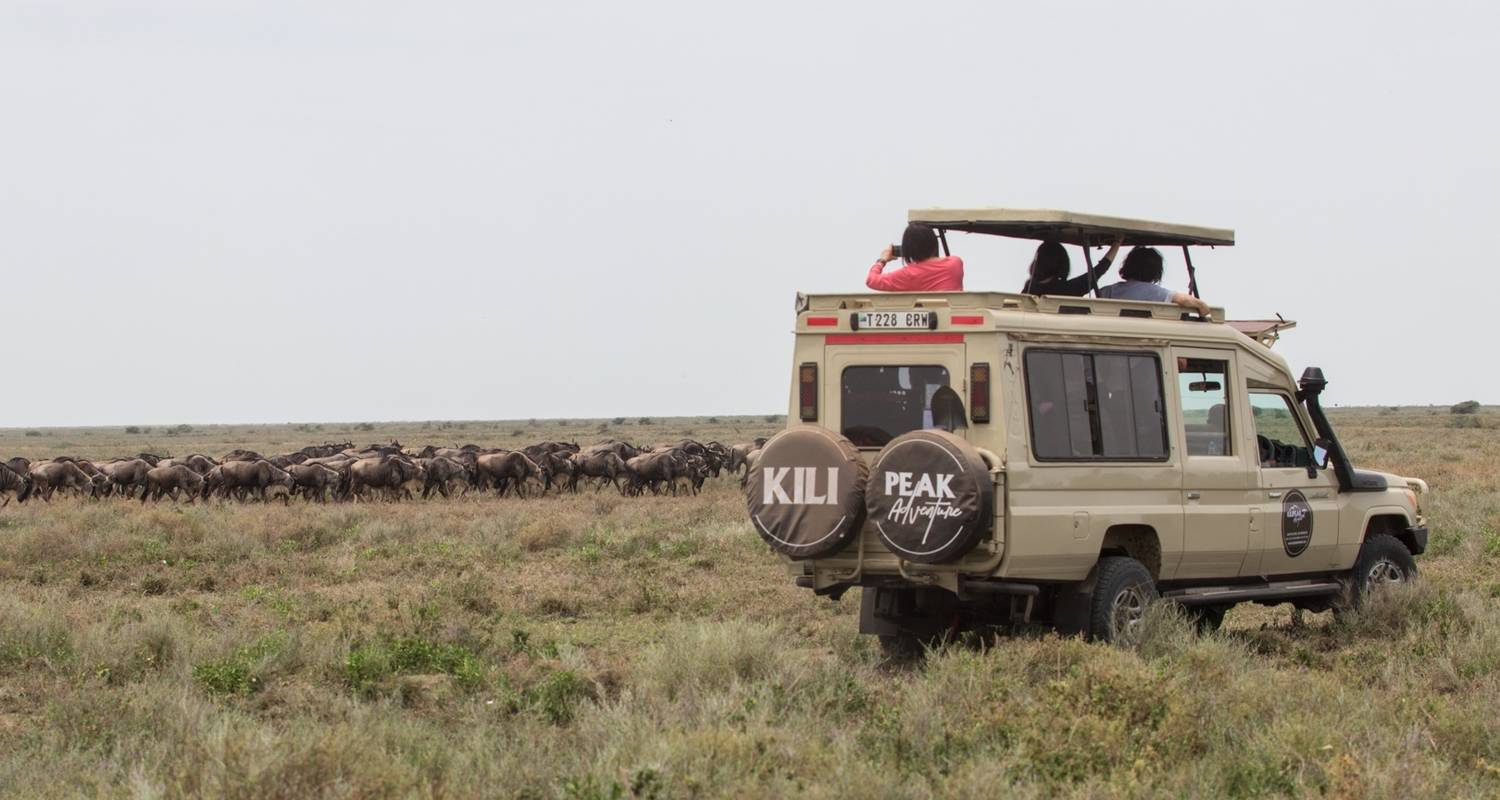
[970,363,990,423]
[799,363,818,421]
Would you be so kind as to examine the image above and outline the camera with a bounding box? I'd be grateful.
[890,245,902,259]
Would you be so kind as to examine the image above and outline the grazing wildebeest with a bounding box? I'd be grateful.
[287,463,342,502]
[27,460,96,501]
[143,464,205,503]
[0,462,30,506]
[221,449,264,463]
[475,451,544,497]
[159,454,218,476]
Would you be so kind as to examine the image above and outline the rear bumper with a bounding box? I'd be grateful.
[1404,525,1429,556]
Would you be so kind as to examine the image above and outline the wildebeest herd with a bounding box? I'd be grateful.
[0,437,769,506]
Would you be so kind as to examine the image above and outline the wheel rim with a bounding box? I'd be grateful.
[1366,558,1406,589]
[1109,584,1149,642]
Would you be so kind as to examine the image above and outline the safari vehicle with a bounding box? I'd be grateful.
[746,208,1430,649]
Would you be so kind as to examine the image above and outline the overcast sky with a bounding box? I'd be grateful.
[2,1,1494,427]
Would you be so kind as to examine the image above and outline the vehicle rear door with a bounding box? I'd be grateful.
[826,335,967,450]
[1172,348,1256,578]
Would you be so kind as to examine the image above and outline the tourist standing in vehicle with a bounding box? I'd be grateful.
[866,224,963,291]
[1021,236,1122,296]
[1098,247,1211,315]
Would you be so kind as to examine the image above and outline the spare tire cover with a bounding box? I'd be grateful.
[746,426,868,559]
[865,430,993,564]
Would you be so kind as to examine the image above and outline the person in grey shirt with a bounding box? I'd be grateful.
[1098,247,1211,316]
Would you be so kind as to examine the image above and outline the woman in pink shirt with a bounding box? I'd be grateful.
[866,224,964,292]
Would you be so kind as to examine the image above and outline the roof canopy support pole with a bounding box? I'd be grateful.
[1182,245,1200,298]
[937,228,950,257]
[1082,244,1098,297]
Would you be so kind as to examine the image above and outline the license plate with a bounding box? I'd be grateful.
[856,311,932,330]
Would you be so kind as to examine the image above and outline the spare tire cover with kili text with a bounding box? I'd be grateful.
[745,426,868,559]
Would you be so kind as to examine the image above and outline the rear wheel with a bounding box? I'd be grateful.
[1088,557,1157,644]
[1344,533,1417,609]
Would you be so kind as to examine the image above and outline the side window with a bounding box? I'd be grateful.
[1249,393,1314,468]
[1025,349,1167,461]
[1178,358,1230,456]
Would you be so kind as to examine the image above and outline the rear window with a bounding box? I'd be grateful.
[1024,349,1168,461]
[841,366,950,448]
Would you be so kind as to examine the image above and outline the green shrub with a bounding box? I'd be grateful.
[1451,400,1481,414]
[193,659,258,697]
[344,637,485,696]
[192,635,285,697]
[530,668,592,724]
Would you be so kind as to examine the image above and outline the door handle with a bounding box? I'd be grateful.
[1186,491,1201,500]
[1267,491,1283,499]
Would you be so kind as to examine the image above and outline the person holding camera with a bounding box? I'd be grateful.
[865,224,964,292]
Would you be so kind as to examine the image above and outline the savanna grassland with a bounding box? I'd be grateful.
[1,408,1498,798]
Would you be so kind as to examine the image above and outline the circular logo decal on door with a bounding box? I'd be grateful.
[1281,489,1313,557]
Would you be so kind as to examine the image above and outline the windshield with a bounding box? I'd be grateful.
[841,365,951,448]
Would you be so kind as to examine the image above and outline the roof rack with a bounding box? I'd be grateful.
[906,208,1233,300]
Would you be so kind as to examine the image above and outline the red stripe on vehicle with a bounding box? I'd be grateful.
[951,315,985,325]
[805,317,839,327]
[825,333,965,345]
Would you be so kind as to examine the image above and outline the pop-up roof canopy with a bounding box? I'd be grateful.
[908,208,1233,299]
[908,208,1234,248]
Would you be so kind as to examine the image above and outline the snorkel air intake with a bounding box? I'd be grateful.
[1296,367,1354,492]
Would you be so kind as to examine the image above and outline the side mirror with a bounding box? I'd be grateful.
[1312,441,1331,469]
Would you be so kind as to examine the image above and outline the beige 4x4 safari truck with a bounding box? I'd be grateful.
[746,209,1429,649]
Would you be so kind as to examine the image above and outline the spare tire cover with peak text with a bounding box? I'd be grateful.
[865,430,993,564]
[746,426,868,559]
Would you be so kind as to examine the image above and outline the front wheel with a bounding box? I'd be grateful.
[1088,557,1158,644]
[1343,533,1418,609]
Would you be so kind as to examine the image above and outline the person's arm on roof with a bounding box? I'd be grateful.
[1170,291,1212,317]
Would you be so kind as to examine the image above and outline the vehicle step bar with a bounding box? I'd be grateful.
[1163,581,1342,607]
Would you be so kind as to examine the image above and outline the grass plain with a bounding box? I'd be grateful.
[0,407,1497,798]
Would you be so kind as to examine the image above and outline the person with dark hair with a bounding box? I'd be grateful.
[1098,247,1211,315]
[1022,236,1121,296]
[866,224,963,291]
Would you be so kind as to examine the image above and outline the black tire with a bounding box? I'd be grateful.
[1188,604,1231,633]
[1345,533,1418,609]
[1087,557,1157,644]
[877,633,928,661]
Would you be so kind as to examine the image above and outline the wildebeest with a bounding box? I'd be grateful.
[415,456,471,499]
[99,458,153,499]
[345,455,425,501]
[143,464,205,503]
[0,462,30,506]
[158,454,217,476]
[208,460,294,503]
[287,463,342,502]
[568,450,630,494]
[475,451,543,497]
[26,460,96,501]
